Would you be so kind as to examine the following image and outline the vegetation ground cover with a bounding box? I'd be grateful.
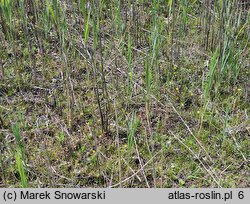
[0,0,249,187]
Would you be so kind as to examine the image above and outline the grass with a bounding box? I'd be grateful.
[12,121,27,187]
[0,0,249,188]
[15,150,27,188]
